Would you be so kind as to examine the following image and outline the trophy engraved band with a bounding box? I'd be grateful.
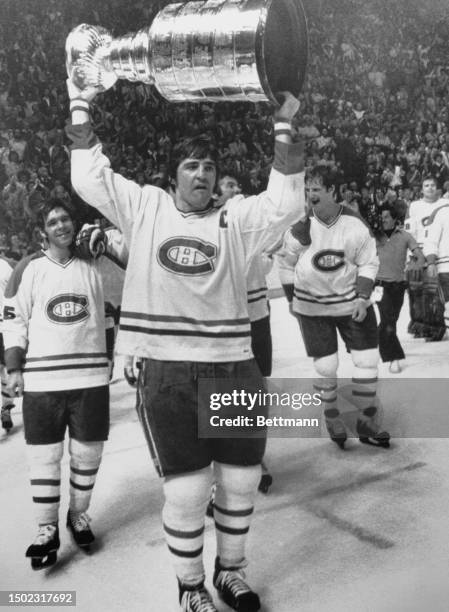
[66,0,308,103]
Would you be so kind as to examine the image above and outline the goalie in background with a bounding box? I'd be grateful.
[423,200,449,338]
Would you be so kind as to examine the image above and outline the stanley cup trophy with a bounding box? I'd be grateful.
[66,0,308,104]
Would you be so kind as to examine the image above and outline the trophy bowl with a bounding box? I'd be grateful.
[66,0,308,103]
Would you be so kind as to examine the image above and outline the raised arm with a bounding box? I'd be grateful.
[228,92,306,257]
[65,80,161,239]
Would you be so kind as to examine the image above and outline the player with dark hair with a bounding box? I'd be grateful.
[405,176,445,339]
[376,205,425,373]
[3,198,110,569]
[279,165,390,450]
[67,78,304,612]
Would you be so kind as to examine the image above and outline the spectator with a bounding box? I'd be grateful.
[376,205,425,373]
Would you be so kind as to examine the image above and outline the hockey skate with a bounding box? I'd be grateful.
[26,524,60,570]
[66,510,95,552]
[258,462,273,494]
[213,558,260,612]
[1,404,13,432]
[324,408,347,450]
[179,583,218,612]
[357,406,390,448]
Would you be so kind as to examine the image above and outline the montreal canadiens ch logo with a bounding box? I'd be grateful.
[157,237,217,275]
[46,294,89,324]
[312,250,345,272]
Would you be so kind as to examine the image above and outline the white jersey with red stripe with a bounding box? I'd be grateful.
[405,198,445,248]
[2,251,109,391]
[283,207,378,317]
[67,121,305,362]
[423,203,449,273]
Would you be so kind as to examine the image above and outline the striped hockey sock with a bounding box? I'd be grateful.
[68,439,103,514]
[162,467,212,587]
[27,442,63,526]
[351,349,383,434]
[213,463,260,569]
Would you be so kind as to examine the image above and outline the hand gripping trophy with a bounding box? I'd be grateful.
[66,0,308,103]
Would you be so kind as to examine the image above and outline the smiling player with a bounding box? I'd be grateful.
[67,77,304,612]
[2,198,110,569]
[279,166,390,450]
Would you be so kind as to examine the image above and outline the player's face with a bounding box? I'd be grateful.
[381,210,395,230]
[305,178,334,208]
[220,177,241,202]
[44,207,75,250]
[422,180,437,200]
[175,157,216,212]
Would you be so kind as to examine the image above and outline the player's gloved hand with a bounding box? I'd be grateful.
[273,91,300,123]
[66,78,100,104]
[352,298,369,322]
[6,371,24,397]
[124,356,142,387]
[74,224,107,260]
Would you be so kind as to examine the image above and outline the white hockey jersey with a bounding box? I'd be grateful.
[98,228,128,308]
[282,207,379,317]
[68,122,305,362]
[423,203,449,273]
[2,251,109,391]
[246,255,270,323]
[405,198,445,248]
[0,256,13,331]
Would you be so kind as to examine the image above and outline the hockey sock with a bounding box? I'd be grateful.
[213,462,260,569]
[162,466,213,587]
[313,376,338,413]
[68,439,103,514]
[27,442,63,526]
[312,354,338,409]
[351,349,378,412]
[312,354,341,431]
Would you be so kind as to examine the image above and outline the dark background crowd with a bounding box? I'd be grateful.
[1,0,449,258]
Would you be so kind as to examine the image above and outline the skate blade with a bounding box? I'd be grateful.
[30,552,57,570]
[359,436,390,449]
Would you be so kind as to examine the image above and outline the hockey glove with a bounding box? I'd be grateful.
[74,224,107,260]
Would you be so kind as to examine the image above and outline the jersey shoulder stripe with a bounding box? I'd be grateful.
[4,251,45,299]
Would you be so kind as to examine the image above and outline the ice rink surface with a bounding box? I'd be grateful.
[2,294,449,612]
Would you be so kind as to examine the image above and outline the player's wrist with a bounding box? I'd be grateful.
[273,121,292,139]
[70,99,90,121]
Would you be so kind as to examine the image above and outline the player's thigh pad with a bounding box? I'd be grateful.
[298,315,339,358]
[22,391,68,444]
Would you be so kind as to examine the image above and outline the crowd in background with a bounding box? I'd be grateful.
[1,0,449,255]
